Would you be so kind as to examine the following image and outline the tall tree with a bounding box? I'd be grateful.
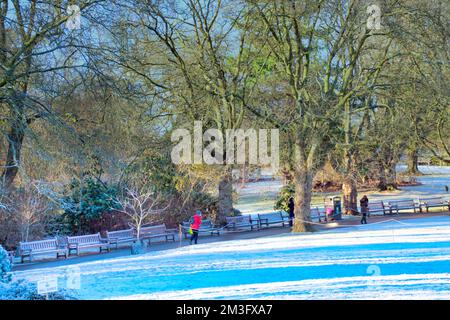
[120,0,261,224]
[0,0,105,190]
[247,0,397,230]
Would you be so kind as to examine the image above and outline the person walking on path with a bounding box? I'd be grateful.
[288,197,295,227]
[190,210,202,245]
[360,195,369,224]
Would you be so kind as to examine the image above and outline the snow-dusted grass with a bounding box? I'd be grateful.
[11,215,450,300]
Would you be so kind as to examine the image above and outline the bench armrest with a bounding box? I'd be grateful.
[68,243,78,249]
[19,248,31,256]
[100,237,110,244]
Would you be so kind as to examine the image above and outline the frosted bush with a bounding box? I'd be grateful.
[0,280,77,300]
[0,245,76,300]
[0,245,11,283]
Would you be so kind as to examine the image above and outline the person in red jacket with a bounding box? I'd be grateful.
[190,210,202,245]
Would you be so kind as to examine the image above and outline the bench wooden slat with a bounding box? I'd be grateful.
[181,219,221,238]
[257,212,290,228]
[106,229,138,249]
[66,233,110,256]
[365,201,387,215]
[19,238,67,263]
[225,216,259,231]
[140,224,176,244]
[386,199,418,214]
[419,197,450,212]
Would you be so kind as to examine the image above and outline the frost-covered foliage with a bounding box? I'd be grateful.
[0,280,77,300]
[0,245,76,300]
[0,245,12,283]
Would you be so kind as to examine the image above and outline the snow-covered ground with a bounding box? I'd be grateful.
[12,215,450,300]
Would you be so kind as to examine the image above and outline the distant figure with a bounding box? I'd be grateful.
[288,197,295,227]
[445,185,449,192]
[190,210,202,245]
[360,195,369,224]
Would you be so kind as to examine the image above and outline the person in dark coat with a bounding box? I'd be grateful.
[360,195,369,224]
[288,197,295,227]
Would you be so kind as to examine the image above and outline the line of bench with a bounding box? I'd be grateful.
[365,197,450,216]
[17,224,178,263]
[13,197,449,263]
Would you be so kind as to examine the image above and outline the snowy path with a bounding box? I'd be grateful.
[12,216,450,300]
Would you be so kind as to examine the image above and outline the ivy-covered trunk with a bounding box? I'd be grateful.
[1,124,25,190]
[292,166,314,232]
[406,146,420,175]
[342,176,358,215]
[217,167,233,225]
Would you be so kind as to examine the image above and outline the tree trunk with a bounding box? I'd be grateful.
[292,167,314,232]
[377,160,388,191]
[342,150,358,215]
[386,162,398,189]
[406,147,420,175]
[1,125,25,189]
[217,168,233,225]
[342,176,358,215]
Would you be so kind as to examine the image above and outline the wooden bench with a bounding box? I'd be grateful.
[366,201,388,216]
[182,219,221,238]
[257,211,290,228]
[385,199,418,214]
[106,228,138,249]
[18,238,68,263]
[140,224,177,244]
[225,215,259,231]
[419,197,450,213]
[310,207,324,222]
[66,233,110,256]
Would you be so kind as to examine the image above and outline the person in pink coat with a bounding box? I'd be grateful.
[190,210,202,245]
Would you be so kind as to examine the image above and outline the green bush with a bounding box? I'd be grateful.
[61,175,120,234]
[274,184,295,212]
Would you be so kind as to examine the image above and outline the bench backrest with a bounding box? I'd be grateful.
[182,218,215,230]
[106,229,134,239]
[310,207,321,220]
[226,216,250,224]
[387,199,416,207]
[199,219,214,229]
[368,201,385,210]
[311,207,320,219]
[258,212,285,221]
[140,224,167,235]
[19,238,58,252]
[67,233,102,245]
[419,197,444,204]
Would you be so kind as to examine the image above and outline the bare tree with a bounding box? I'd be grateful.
[17,187,49,242]
[0,0,106,190]
[112,0,262,224]
[115,188,169,239]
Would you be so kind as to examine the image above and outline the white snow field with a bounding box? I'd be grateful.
[12,215,450,300]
